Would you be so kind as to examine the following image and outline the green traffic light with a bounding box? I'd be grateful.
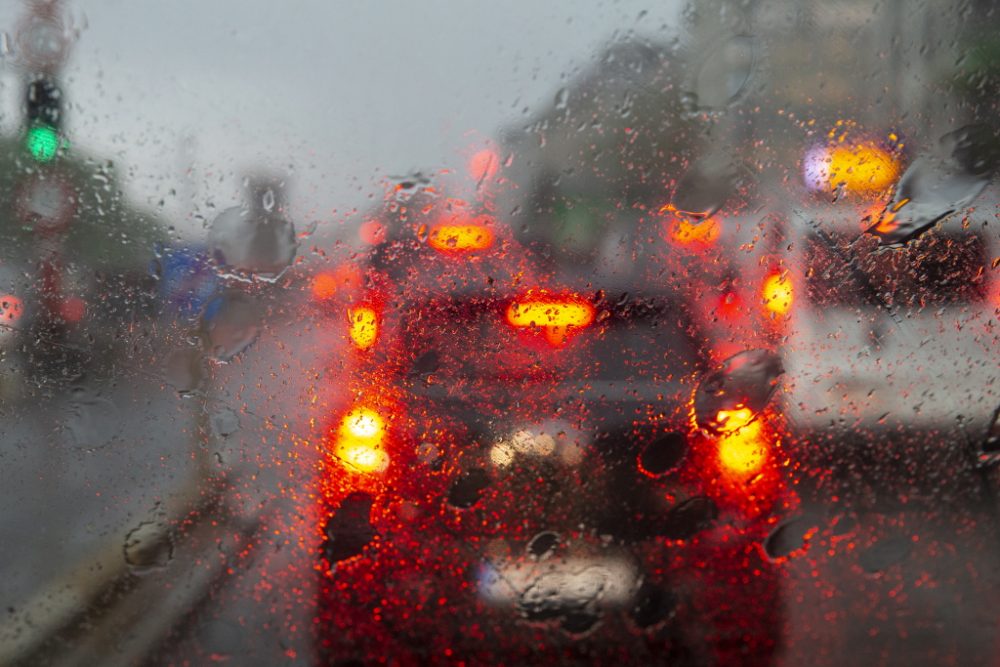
[26,124,60,162]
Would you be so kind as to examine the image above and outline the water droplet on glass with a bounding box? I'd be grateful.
[866,126,994,245]
[199,292,261,362]
[672,153,737,221]
[527,531,560,560]
[211,407,241,438]
[560,609,601,635]
[661,496,718,540]
[163,347,203,396]
[694,349,784,434]
[322,492,375,565]
[690,35,757,110]
[447,468,490,509]
[208,177,296,281]
[408,350,440,379]
[629,582,677,629]
[638,432,687,476]
[763,515,817,560]
[415,441,443,468]
[63,389,119,450]
[124,516,174,572]
[519,567,605,632]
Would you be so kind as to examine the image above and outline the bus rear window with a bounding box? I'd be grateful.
[805,231,989,308]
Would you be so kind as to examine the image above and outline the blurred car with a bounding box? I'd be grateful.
[312,193,793,664]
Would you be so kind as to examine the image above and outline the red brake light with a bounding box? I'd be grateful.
[427,222,495,253]
[506,293,595,346]
[468,148,500,182]
[313,264,362,302]
[333,407,389,474]
[0,295,24,323]
[359,220,388,245]
[716,290,742,320]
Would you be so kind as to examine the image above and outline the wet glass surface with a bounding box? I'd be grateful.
[0,1,999,665]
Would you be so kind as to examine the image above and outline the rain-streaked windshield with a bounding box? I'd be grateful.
[2,1,999,666]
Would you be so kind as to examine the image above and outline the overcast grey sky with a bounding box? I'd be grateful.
[0,0,684,240]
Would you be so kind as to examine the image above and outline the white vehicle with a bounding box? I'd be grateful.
[775,195,1000,437]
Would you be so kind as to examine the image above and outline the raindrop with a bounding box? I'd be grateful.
[560,610,601,635]
[63,389,119,449]
[199,292,261,362]
[638,432,687,477]
[210,406,241,438]
[408,350,440,379]
[694,349,784,434]
[391,172,433,201]
[672,152,738,221]
[527,531,560,559]
[629,582,678,629]
[689,35,757,110]
[163,347,203,396]
[416,441,443,467]
[322,492,375,565]
[124,515,174,572]
[554,87,569,111]
[447,468,490,509]
[208,177,296,280]
[859,535,912,574]
[763,515,816,560]
[866,125,995,245]
[661,496,718,540]
[519,567,606,627]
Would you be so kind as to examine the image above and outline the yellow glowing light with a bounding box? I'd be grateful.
[427,224,495,252]
[348,306,379,350]
[664,208,721,248]
[716,407,754,432]
[506,296,595,346]
[336,441,390,473]
[761,271,793,316]
[826,144,898,195]
[340,407,385,442]
[334,407,389,473]
[716,408,766,475]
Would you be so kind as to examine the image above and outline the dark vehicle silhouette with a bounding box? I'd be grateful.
[312,188,790,664]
